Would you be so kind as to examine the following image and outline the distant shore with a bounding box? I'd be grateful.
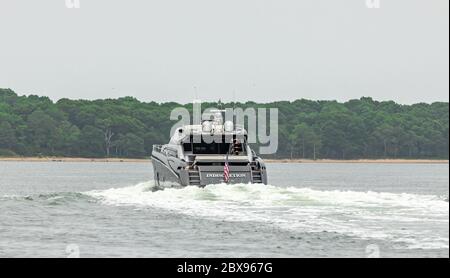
[0,157,448,164]
[0,157,147,163]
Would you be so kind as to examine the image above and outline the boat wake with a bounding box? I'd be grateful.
[85,181,449,250]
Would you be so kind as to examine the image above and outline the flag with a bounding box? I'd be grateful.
[224,153,230,183]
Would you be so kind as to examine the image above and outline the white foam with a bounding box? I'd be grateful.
[85,182,449,250]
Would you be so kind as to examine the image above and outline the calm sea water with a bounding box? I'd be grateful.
[0,162,448,258]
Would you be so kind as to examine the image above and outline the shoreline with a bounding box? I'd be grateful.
[264,159,449,164]
[0,157,448,164]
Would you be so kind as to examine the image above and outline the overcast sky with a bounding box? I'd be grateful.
[0,0,448,104]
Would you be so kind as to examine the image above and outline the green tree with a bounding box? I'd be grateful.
[0,121,16,149]
[0,89,448,159]
[113,133,145,157]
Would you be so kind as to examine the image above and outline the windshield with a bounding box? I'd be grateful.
[190,142,231,154]
[183,137,247,155]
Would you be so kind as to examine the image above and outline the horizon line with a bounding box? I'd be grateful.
[1,88,449,106]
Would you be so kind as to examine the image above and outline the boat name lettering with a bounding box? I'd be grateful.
[205,173,246,178]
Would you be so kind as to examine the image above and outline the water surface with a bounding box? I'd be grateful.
[0,162,448,257]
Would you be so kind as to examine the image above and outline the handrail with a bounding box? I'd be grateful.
[153,144,178,158]
[153,145,163,153]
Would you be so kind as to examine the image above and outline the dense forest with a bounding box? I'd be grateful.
[0,88,448,159]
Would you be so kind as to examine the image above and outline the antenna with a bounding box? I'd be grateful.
[232,90,237,124]
[233,90,236,109]
[193,85,198,100]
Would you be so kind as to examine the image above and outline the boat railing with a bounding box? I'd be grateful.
[153,145,163,153]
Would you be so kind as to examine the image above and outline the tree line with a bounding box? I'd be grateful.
[0,88,448,159]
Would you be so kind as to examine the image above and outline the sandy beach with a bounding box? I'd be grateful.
[0,157,448,164]
[0,157,147,163]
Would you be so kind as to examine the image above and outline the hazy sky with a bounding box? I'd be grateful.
[0,0,448,104]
